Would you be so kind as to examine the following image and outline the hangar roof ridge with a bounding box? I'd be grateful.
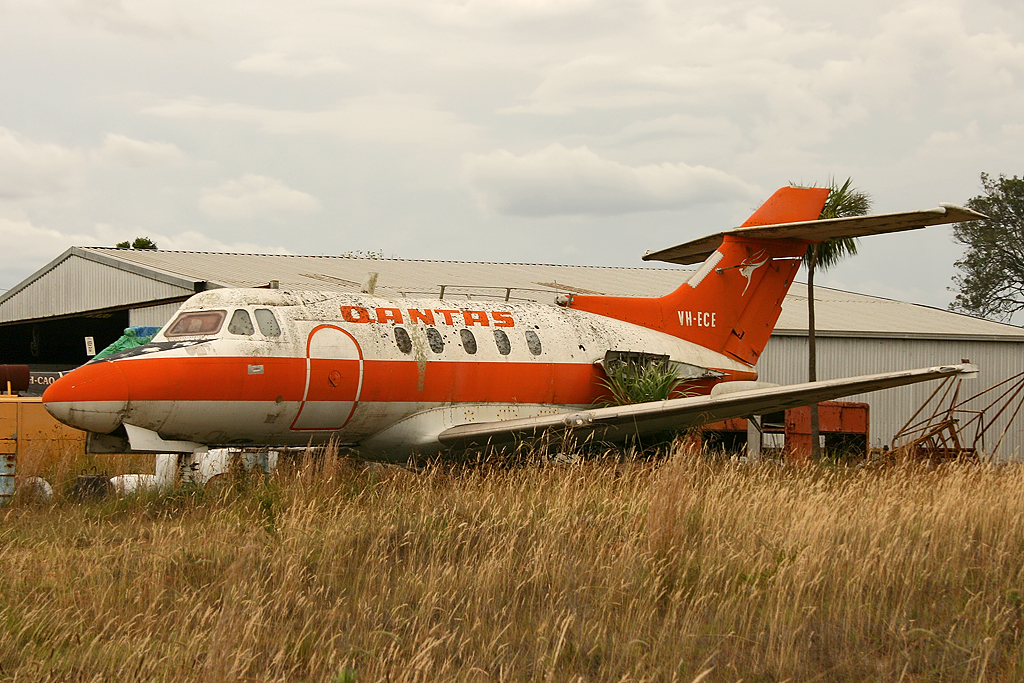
[80,247,687,272]
[0,247,79,307]
[2,246,1021,341]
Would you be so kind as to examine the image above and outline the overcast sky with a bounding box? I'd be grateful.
[1,0,1021,312]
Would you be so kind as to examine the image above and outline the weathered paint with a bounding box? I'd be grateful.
[39,187,981,460]
[43,288,757,457]
[569,234,809,365]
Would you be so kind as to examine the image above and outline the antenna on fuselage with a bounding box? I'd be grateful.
[361,272,379,295]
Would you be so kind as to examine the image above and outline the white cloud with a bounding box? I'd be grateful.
[91,133,188,167]
[88,223,292,255]
[59,0,198,41]
[492,1,1024,157]
[611,114,741,144]
[0,217,293,290]
[199,174,320,220]
[497,8,841,116]
[235,51,351,76]
[500,55,690,115]
[0,218,95,273]
[143,94,481,146]
[430,0,599,20]
[2,0,1023,289]
[0,127,83,199]
[462,144,760,217]
[0,129,188,202]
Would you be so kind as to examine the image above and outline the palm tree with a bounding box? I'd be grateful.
[805,177,871,458]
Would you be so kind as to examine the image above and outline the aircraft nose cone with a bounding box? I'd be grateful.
[43,361,129,433]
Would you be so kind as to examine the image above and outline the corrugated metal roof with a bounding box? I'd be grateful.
[774,284,1024,341]
[2,247,1022,341]
[78,247,690,300]
[0,248,196,323]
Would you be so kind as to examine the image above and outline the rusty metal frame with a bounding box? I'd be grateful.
[890,371,1024,461]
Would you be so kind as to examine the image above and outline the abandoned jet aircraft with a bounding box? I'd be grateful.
[42,186,983,460]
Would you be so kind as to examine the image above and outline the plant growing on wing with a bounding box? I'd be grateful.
[597,356,684,406]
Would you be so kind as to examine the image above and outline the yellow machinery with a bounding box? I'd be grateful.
[0,366,86,502]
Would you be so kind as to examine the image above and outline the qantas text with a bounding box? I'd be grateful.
[340,306,515,327]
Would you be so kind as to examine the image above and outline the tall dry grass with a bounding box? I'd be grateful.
[2,446,1024,682]
[13,438,153,493]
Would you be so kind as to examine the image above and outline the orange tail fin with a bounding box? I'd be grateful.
[568,187,829,366]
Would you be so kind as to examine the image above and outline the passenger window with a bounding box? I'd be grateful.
[228,309,254,336]
[525,330,542,356]
[395,327,412,354]
[254,309,281,337]
[493,329,511,356]
[426,328,444,353]
[460,329,477,355]
[165,310,226,337]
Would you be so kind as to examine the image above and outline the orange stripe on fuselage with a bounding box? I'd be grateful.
[55,356,756,406]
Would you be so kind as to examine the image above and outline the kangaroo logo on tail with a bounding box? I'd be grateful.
[566,185,983,367]
[736,249,770,296]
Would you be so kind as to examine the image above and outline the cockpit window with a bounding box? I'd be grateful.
[228,309,255,336]
[254,309,281,337]
[165,310,226,337]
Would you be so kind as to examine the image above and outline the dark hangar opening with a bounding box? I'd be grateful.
[0,310,130,369]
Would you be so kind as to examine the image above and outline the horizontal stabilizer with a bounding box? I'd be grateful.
[438,363,978,449]
[644,204,986,265]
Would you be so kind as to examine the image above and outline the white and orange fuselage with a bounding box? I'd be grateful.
[42,289,763,458]
[42,186,828,459]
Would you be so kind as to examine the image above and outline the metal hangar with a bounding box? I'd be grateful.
[2,246,1022,451]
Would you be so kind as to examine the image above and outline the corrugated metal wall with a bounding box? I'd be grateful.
[129,302,184,328]
[0,257,192,323]
[760,335,1024,457]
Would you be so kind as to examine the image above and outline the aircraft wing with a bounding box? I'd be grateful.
[644,204,986,265]
[437,363,978,449]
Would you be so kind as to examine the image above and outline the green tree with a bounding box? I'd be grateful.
[804,178,871,458]
[950,173,1024,322]
[116,237,158,250]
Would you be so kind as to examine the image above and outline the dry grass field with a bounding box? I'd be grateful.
[3,445,1024,682]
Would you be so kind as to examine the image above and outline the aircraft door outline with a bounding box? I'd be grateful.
[290,324,364,431]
